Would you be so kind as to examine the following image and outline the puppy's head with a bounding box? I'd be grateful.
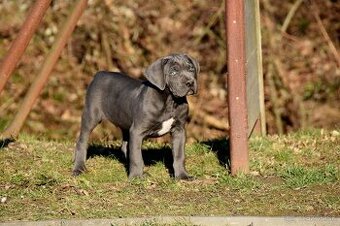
[144,53,200,97]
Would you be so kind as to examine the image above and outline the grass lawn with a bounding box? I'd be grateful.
[0,129,339,221]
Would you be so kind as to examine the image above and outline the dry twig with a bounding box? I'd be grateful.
[310,1,340,67]
[281,0,304,33]
[188,99,229,131]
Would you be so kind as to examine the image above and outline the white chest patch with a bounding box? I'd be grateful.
[157,118,175,136]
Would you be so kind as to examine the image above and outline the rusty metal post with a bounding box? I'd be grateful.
[225,0,249,175]
[2,0,88,138]
[0,0,51,95]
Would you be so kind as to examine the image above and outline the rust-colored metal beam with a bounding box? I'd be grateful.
[2,0,88,138]
[225,0,249,175]
[0,0,52,95]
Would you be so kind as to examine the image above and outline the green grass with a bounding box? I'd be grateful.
[0,129,339,221]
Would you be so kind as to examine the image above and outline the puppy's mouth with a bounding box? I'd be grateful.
[187,89,195,96]
[187,85,198,96]
[168,83,197,97]
[172,88,196,98]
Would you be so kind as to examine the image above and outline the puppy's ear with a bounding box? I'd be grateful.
[185,55,200,75]
[144,57,170,90]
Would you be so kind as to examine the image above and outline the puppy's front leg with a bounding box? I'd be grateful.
[73,108,100,176]
[171,128,192,180]
[128,128,144,179]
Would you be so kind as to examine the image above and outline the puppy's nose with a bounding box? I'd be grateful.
[186,79,194,88]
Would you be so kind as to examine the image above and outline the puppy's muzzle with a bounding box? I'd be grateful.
[186,79,197,95]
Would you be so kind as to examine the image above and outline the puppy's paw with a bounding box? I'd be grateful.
[128,172,144,180]
[72,165,86,176]
[175,172,195,181]
[129,169,144,180]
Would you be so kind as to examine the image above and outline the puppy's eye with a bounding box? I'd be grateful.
[170,70,178,76]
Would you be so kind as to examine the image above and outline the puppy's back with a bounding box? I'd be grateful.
[84,71,144,129]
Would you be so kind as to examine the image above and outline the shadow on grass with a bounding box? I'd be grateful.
[87,143,174,177]
[0,138,14,150]
[86,138,231,177]
[202,137,231,172]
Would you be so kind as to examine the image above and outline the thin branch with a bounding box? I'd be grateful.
[281,0,304,33]
[101,31,115,70]
[267,62,284,134]
[188,99,229,131]
[310,1,340,67]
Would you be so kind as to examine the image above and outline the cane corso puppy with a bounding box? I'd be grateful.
[73,53,199,179]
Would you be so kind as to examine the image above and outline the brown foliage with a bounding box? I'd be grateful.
[0,0,339,140]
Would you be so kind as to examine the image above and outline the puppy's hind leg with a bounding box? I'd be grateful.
[73,107,101,176]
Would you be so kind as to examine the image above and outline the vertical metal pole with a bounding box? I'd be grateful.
[254,0,266,135]
[226,0,249,175]
[0,0,52,95]
[2,0,88,138]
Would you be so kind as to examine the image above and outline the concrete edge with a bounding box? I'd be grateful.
[1,216,340,226]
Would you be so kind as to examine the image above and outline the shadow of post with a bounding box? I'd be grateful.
[202,137,231,172]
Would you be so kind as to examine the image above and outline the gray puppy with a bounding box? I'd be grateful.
[73,53,199,179]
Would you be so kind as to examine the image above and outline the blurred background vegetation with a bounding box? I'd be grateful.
[0,0,339,142]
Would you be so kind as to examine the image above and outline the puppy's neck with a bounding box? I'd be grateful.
[144,81,186,106]
[164,87,187,105]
